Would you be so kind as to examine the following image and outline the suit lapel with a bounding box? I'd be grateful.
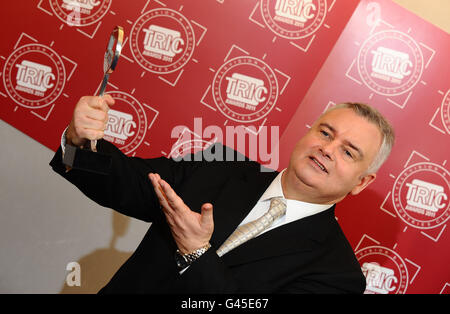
[221,205,336,267]
[209,168,278,250]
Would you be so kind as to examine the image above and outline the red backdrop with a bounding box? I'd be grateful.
[279,0,450,294]
[1,0,448,293]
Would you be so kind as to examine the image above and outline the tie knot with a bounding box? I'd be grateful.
[268,197,287,220]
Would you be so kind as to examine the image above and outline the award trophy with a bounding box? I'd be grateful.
[62,26,124,175]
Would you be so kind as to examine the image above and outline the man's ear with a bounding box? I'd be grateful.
[350,173,377,196]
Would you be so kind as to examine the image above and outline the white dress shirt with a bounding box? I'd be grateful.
[237,169,333,238]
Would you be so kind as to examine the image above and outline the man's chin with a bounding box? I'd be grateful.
[294,168,323,189]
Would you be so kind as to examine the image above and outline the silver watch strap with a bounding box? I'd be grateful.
[179,243,211,264]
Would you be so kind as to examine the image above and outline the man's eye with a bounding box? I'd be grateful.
[320,130,329,137]
[345,150,353,158]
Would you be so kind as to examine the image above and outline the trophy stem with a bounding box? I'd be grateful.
[98,73,110,96]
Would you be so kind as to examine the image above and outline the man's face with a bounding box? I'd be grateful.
[284,108,383,204]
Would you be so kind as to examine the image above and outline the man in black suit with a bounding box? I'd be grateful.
[50,95,395,293]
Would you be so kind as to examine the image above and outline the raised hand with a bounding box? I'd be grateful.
[66,95,115,148]
[148,173,214,254]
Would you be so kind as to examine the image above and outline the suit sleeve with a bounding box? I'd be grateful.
[174,249,240,293]
[177,249,365,294]
[49,139,209,222]
[276,271,366,294]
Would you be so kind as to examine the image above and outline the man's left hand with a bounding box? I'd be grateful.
[148,173,214,254]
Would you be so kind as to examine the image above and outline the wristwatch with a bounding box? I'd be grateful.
[175,243,211,269]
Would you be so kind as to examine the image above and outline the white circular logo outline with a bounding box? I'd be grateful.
[392,162,450,229]
[260,0,327,39]
[356,245,409,294]
[440,89,450,135]
[104,91,147,155]
[49,0,112,27]
[357,30,424,96]
[212,56,279,123]
[129,8,195,74]
[169,139,213,161]
[3,43,66,109]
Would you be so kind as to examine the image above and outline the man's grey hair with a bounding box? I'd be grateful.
[320,102,395,175]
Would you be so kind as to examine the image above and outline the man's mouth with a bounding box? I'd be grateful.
[309,156,328,173]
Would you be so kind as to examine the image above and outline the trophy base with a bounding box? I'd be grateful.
[62,143,112,175]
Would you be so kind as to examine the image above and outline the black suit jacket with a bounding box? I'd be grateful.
[50,140,366,293]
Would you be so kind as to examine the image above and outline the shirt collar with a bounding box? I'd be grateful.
[260,169,334,222]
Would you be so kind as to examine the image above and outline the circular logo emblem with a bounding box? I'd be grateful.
[392,162,450,229]
[169,138,214,161]
[260,0,327,39]
[212,56,279,123]
[356,246,408,294]
[440,90,450,135]
[130,8,195,74]
[3,43,66,109]
[103,91,147,155]
[49,0,112,27]
[357,30,423,96]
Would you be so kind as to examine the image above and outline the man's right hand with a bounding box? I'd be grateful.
[66,95,115,148]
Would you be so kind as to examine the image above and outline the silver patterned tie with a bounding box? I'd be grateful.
[216,197,287,257]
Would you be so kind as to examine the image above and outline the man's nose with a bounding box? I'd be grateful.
[320,141,337,161]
